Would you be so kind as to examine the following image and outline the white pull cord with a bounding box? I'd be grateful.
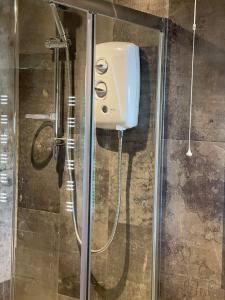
[186,0,197,157]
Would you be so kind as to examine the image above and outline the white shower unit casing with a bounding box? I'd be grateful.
[95,42,140,130]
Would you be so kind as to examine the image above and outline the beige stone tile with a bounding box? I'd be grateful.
[58,294,79,300]
[14,276,57,300]
[114,0,169,17]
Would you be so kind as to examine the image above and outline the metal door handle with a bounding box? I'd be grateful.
[25,113,56,121]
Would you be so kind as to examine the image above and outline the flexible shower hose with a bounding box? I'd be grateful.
[49,0,123,253]
[65,46,123,254]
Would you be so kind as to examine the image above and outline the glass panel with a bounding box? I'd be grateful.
[90,14,161,299]
[13,1,89,299]
[158,1,225,299]
[0,0,16,298]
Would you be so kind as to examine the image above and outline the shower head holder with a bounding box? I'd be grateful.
[45,38,69,49]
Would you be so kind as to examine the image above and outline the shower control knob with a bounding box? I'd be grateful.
[96,58,108,74]
[95,81,107,98]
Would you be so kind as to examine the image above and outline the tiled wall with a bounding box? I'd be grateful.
[0,1,16,299]
[103,0,169,17]
[6,0,225,300]
[0,281,10,300]
[159,0,225,299]
[8,0,225,299]
[7,0,225,300]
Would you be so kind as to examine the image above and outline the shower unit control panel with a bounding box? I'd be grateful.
[95,42,140,130]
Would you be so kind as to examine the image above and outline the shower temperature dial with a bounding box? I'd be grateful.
[96,58,108,74]
[95,81,107,98]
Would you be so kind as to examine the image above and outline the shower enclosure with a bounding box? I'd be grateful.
[0,0,167,299]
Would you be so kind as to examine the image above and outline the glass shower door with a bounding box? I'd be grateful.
[89,14,164,300]
[13,2,93,300]
[0,1,165,299]
[0,0,17,299]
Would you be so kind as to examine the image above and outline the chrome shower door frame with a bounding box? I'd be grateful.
[152,22,168,300]
[80,12,96,300]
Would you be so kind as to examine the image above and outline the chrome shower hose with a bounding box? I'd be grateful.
[65,46,123,254]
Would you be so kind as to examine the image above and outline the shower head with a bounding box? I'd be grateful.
[48,1,67,43]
